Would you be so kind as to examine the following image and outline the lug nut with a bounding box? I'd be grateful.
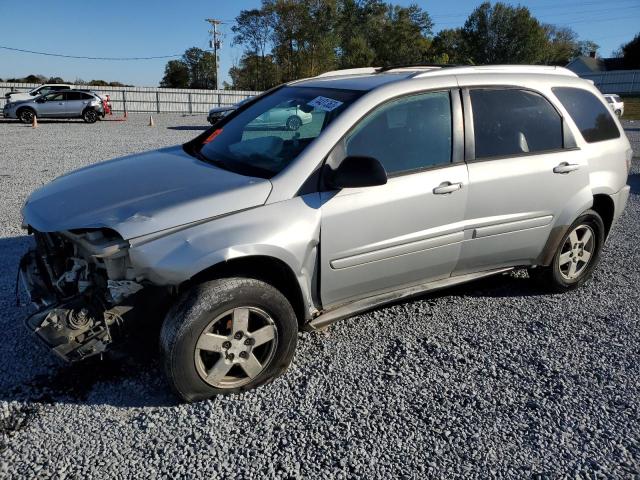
[239,351,249,359]
[244,338,255,346]
[234,331,244,340]
[222,341,232,350]
[226,353,235,361]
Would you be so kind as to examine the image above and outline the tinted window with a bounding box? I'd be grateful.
[470,89,563,159]
[553,87,620,143]
[66,92,83,101]
[51,86,69,91]
[80,93,94,100]
[345,91,452,174]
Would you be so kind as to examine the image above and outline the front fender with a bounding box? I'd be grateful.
[127,194,322,311]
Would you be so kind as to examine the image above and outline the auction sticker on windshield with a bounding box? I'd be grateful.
[307,96,343,112]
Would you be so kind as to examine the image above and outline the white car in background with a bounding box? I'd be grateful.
[604,94,624,117]
[248,104,313,131]
[4,84,73,103]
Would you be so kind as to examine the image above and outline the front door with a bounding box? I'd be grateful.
[37,92,67,117]
[320,90,469,307]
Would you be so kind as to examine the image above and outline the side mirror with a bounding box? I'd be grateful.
[326,156,387,189]
[36,97,46,103]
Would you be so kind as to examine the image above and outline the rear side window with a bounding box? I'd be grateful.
[80,93,94,100]
[470,88,563,159]
[552,87,620,143]
[66,92,83,101]
[346,91,452,174]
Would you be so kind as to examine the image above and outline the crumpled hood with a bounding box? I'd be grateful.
[23,145,272,239]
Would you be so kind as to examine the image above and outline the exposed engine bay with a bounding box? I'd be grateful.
[19,228,147,362]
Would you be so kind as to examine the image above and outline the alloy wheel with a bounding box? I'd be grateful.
[194,306,278,389]
[558,224,595,280]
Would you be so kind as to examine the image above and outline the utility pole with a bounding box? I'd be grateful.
[205,19,222,90]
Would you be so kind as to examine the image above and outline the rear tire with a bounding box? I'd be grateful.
[83,109,98,123]
[534,209,604,292]
[17,108,35,124]
[160,277,298,402]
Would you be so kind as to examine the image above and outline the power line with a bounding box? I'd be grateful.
[0,45,182,60]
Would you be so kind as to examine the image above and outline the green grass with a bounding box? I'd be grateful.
[620,96,640,120]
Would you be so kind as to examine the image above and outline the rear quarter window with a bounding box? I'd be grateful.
[552,87,620,143]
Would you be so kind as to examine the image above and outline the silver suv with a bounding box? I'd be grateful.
[19,65,632,402]
[4,90,104,123]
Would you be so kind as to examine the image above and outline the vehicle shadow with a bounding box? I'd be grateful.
[0,119,86,125]
[0,235,177,408]
[167,125,209,131]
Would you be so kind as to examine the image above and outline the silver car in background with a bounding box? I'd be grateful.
[19,65,631,402]
[4,90,104,123]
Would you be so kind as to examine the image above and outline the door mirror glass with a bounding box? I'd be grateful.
[326,156,387,189]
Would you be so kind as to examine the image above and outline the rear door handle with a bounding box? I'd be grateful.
[433,182,462,194]
[553,162,580,174]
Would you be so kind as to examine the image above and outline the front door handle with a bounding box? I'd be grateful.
[553,162,580,174]
[433,182,462,194]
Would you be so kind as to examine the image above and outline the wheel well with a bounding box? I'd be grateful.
[185,256,307,328]
[16,106,35,114]
[592,194,615,237]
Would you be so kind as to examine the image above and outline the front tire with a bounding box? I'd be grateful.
[535,209,604,292]
[17,108,35,124]
[83,109,98,123]
[160,278,298,402]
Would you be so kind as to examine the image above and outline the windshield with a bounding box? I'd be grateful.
[199,86,363,178]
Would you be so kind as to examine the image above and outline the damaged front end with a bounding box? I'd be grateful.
[19,228,145,362]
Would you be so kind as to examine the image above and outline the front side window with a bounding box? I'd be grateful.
[345,91,452,175]
[199,86,363,178]
[470,88,563,159]
[553,87,620,143]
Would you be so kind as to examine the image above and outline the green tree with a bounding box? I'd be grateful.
[47,76,66,84]
[621,33,640,68]
[575,40,599,57]
[430,28,468,64]
[462,2,547,64]
[230,53,280,90]
[541,25,579,65]
[232,9,273,90]
[160,60,190,88]
[182,48,217,89]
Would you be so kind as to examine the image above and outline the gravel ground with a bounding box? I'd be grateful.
[0,115,639,479]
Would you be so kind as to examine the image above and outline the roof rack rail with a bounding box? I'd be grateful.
[315,67,379,78]
[375,63,466,73]
[411,65,579,78]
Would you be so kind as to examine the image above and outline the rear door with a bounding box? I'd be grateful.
[65,92,88,116]
[320,90,468,307]
[453,87,590,275]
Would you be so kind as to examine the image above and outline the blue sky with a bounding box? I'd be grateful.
[0,0,638,87]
